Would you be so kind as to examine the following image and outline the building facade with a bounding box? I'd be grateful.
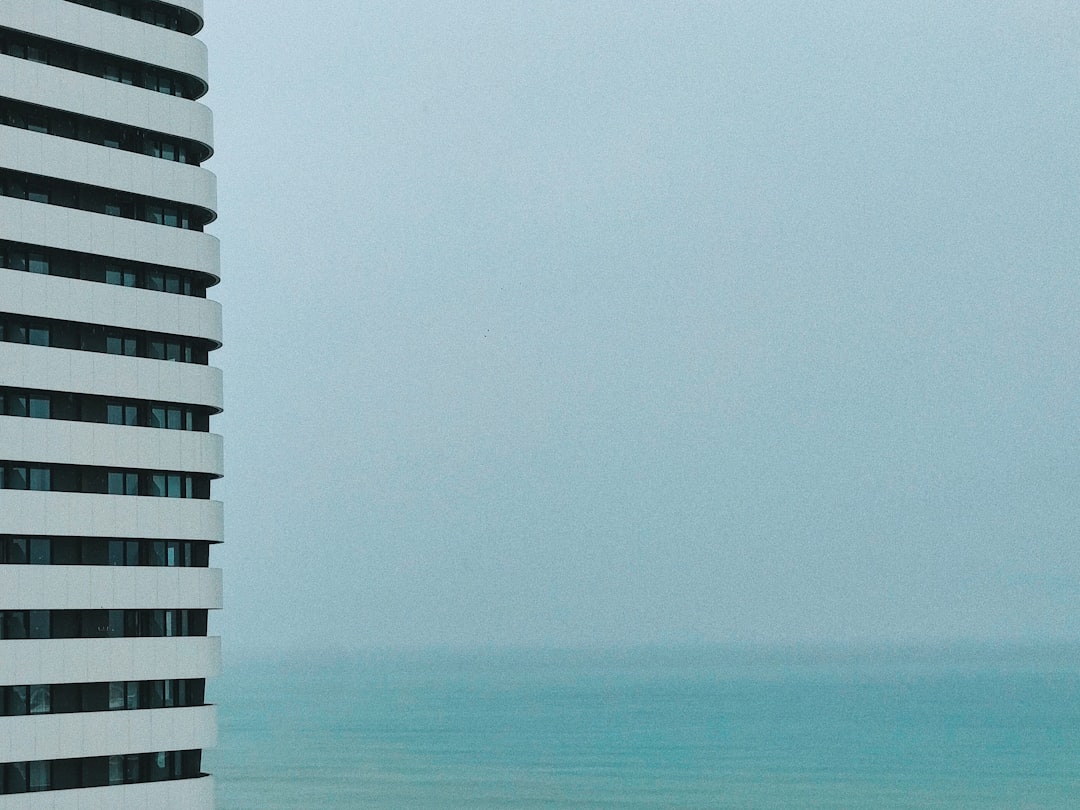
[0,1,222,807]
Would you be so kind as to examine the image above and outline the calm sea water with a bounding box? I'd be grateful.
[205,645,1080,809]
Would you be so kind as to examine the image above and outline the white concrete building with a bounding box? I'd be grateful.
[0,1,221,807]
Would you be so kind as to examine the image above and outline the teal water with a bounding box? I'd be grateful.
[205,645,1080,809]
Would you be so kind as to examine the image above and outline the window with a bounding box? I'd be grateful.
[27,761,50,792]
[2,611,27,639]
[6,686,27,716]
[28,396,50,419]
[107,472,138,496]
[2,537,210,568]
[108,756,124,785]
[5,762,27,794]
[105,264,136,286]
[7,538,28,564]
[28,611,49,639]
[6,466,28,490]
[107,402,139,426]
[105,334,137,356]
[26,114,48,134]
[7,394,27,417]
[29,685,50,715]
[28,468,50,491]
[28,538,50,565]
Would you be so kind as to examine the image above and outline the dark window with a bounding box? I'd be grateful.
[27,761,50,792]
[29,538,50,565]
[28,611,50,639]
[27,396,49,419]
[29,685,50,715]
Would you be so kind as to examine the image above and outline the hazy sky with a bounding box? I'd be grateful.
[201,1,1080,653]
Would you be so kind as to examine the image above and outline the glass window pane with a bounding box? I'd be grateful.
[6,761,27,793]
[109,755,124,784]
[8,685,28,715]
[4,611,27,639]
[166,409,181,430]
[108,610,124,638]
[125,541,140,566]
[28,468,49,491]
[28,538,50,565]
[28,761,49,792]
[28,327,48,346]
[9,538,28,564]
[151,751,168,780]
[29,685,50,714]
[28,397,49,419]
[124,754,141,783]
[8,395,27,417]
[28,610,49,639]
[7,466,28,490]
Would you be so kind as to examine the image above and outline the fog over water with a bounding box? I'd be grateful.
[200,1,1080,653]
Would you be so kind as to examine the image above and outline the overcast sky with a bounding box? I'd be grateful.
[200,1,1080,654]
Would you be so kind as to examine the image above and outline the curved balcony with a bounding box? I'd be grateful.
[0,566,222,611]
[0,342,223,411]
[0,196,220,283]
[0,56,213,150]
[0,128,217,214]
[0,0,209,94]
[0,704,216,763]
[0,635,221,686]
[0,490,224,542]
[0,270,221,345]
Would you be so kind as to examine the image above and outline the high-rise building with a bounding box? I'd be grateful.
[0,1,222,807]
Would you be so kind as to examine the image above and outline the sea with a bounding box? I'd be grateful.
[204,644,1080,809]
